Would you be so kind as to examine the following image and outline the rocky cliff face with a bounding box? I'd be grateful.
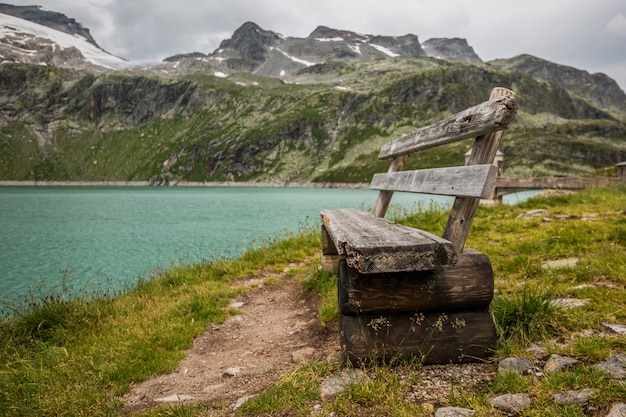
[421,38,482,63]
[490,54,626,112]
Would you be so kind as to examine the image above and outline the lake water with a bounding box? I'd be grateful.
[0,186,538,310]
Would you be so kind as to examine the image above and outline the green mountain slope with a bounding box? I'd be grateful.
[1,56,625,183]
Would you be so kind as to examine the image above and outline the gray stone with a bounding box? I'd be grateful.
[550,388,597,405]
[320,369,365,400]
[518,209,548,219]
[435,406,476,417]
[155,394,194,402]
[223,367,242,377]
[488,393,532,413]
[543,354,579,374]
[234,395,255,409]
[541,258,579,270]
[551,298,589,309]
[229,301,245,308]
[593,353,626,380]
[603,323,626,334]
[606,402,626,417]
[498,357,534,375]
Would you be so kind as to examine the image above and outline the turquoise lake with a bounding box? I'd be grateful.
[0,186,536,309]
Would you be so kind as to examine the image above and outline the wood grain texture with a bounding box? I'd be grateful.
[378,92,518,159]
[338,249,493,314]
[370,164,498,199]
[443,87,517,252]
[320,208,457,273]
[373,155,407,217]
[340,309,497,364]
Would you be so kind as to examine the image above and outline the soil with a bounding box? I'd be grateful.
[119,261,496,415]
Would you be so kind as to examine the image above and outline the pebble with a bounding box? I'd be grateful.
[606,402,626,417]
[223,367,242,377]
[593,353,626,380]
[603,323,626,334]
[550,388,596,405]
[435,406,476,416]
[543,354,578,374]
[551,298,589,309]
[154,394,194,402]
[233,394,255,409]
[541,258,579,270]
[488,393,531,413]
[517,209,548,219]
[498,357,534,375]
[320,369,365,400]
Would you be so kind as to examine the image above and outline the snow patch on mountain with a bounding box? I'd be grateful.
[0,13,127,68]
[370,44,400,57]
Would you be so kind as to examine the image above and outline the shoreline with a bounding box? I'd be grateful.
[0,180,370,189]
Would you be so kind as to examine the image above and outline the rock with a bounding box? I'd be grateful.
[517,209,548,219]
[488,393,531,413]
[550,388,597,405]
[541,258,579,270]
[234,394,255,409]
[155,394,194,402]
[543,354,579,374]
[320,369,365,400]
[498,357,534,375]
[291,347,316,364]
[606,402,626,417]
[203,384,225,393]
[526,344,548,359]
[593,353,626,380]
[603,323,626,334]
[435,406,476,416]
[223,367,242,377]
[229,301,245,308]
[551,298,589,309]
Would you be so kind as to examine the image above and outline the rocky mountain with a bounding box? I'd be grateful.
[0,4,126,70]
[0,11,625,185]
[160,22,479,78]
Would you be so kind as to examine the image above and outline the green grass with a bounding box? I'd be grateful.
[1,184,625,416]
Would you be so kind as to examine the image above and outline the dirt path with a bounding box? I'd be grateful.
[119,263,497,415]
[120,268,339,414]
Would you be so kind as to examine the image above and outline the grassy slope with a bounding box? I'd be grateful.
[0,185,625,416]
[1,61,625,183]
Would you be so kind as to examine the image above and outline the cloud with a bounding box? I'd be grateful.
[3,0,626,89]
[605,12,626,36]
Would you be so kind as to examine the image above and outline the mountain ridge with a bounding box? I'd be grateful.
[0,7,624,185]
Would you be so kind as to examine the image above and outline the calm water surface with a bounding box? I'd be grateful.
[0,186,454,306]
[0,186,537,308]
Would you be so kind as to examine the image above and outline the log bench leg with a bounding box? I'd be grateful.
[340,309,497,365]
[337,249,497,365]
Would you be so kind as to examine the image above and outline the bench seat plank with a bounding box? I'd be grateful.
[370,164,497,199]
[320,208,457,274]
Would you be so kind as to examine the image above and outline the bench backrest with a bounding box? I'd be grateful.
[371,87,518,253]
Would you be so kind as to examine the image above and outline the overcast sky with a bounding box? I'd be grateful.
[6,0,626,90]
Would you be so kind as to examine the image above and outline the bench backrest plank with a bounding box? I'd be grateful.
[370,164,498,199]
[378,92,518,159]
[373,87,518,253]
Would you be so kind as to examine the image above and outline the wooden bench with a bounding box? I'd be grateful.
[320,87,518,365]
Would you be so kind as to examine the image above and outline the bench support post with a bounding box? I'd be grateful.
[443,87,516,252]
[373,155,407,217]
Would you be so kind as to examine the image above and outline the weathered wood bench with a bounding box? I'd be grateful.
[320,87,518,365]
